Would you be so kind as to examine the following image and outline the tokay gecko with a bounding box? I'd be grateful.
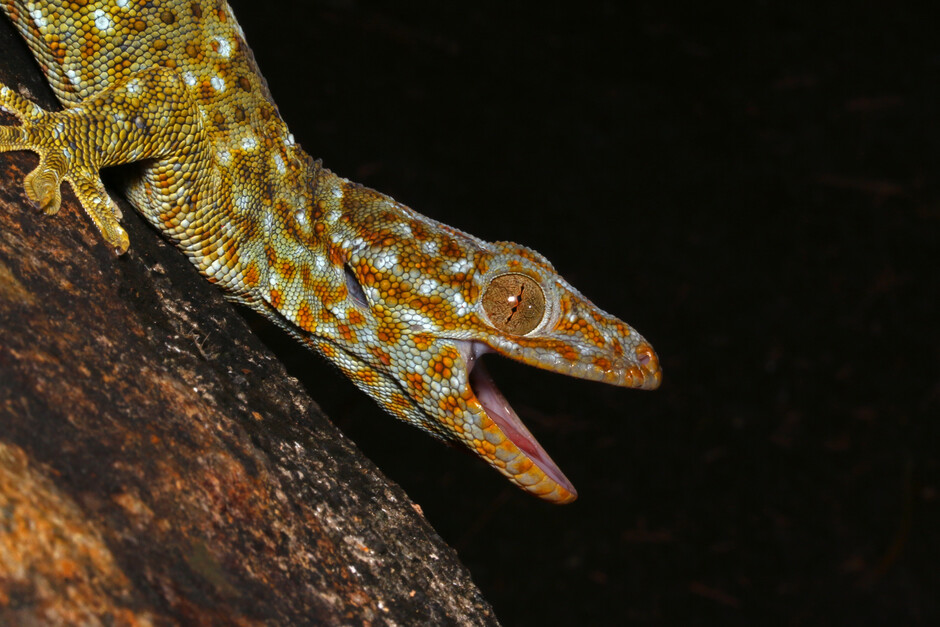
[0,0,660,503]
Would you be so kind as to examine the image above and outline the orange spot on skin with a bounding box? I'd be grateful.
[370,347,392,366]
[244,263,260,287]
[557,345,579,362]
[440,238,463,258]
[347,309,365,326]
[296,302,316,332]
[337,323,356,342]
[269,288,282,309]
[328,246,344,266]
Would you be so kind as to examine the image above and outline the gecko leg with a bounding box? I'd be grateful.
[0,68,207,255]
[0,82,129,252]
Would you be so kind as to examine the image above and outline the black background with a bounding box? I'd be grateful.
[230,2,936,624]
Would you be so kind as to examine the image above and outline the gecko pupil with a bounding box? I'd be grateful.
[506,284,525,323]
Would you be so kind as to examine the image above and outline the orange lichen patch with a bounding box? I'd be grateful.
[0,442,139,619]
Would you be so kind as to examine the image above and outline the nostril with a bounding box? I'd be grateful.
[638,351,651,367]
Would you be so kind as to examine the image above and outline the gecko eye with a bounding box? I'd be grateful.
[481,273,546,335]
[344,265,369,309]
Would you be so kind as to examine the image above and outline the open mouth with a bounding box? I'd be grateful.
[458,340,577,498]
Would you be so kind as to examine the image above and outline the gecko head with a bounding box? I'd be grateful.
[313,180,660,503]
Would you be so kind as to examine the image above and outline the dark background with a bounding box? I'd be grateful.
[231,2,936,624]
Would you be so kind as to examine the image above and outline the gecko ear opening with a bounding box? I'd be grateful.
[344,264,369,309]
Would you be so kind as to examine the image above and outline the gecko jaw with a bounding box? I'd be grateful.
[459,340,577,501]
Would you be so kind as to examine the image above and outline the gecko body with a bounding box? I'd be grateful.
[0,0,660,503]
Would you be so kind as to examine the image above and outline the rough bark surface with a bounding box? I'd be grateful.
[0,16,498,627]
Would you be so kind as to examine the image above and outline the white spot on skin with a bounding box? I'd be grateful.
[400,310,435,331]
[394,222,413,238]
[417,278,439,296]
[126,79,141,94]
[241,135,258,151]
[263,211,276,235]
[218,150,232,166]
[183,72,197,87]
[294,209,307,227]
[372,251,399,272]
[210,75,225,92]
[285,134,295,146]
[29,8,47,29]
[93,9,111,31]
[65,68,80,88]
[325,210,341,224]
[272,152,285,174]
[451,292,470,316]
[116,0,129,7]
[215,36,232,58]
[449,258,472,275]
[233,194,250,212]
[421,240,439,255]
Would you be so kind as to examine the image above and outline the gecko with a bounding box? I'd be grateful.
[0,0,660,504]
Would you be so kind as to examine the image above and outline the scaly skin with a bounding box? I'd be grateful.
[0,0,660,503]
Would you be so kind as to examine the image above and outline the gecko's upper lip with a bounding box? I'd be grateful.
[459,340,577,498]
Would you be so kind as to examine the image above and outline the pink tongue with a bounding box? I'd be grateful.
[468,359,577,496]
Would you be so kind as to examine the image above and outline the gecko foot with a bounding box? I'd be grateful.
[0,82,129,254]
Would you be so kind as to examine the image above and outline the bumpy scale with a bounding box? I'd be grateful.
[0,0,660,503]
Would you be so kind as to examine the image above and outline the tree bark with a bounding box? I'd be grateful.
[0,15,498,627]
